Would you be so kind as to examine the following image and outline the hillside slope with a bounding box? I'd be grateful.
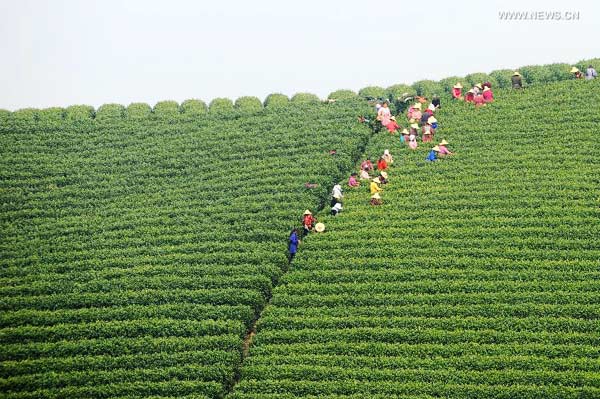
[0,101,371,398]
[230,79,600,398]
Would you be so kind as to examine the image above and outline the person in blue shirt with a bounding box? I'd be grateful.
[426,145,440,162]
[288,228,300,263]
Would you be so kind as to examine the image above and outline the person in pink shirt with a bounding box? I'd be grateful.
[474,94,485,107]
[408,133,418,150]
[377,102,391,127]
[482,87,494,103]
[348,172,360,187]
[438,140,453,156]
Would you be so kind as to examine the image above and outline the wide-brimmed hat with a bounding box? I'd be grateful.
[432,145,440,152]
[453,83,463,89]
[390,116,396,121]
[513,71,521,76]
[401,128,409,134]
[315,222,325,232]
[439,139,449,146]
[413,103,422,110]
[570,67,580,73]
[427,116,437,124]
[380,171,388,179]
[303,210,312,215]
[475,83,483,89]
[483,87,490,92]
[410,123,419,129]
[371,193,381,200]
[384,149,390,155]
[372,177,381,183]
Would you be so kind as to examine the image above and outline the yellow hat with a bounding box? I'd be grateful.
[409,118,416,123]
[513,71,521,76]
[372,177,381,183]
[414,103,422,110]
[314,222,325,232]
[475,83,483,89]
[303,210,312,215]
[570,67,579,73]
[380,171,388,179]
[483,87,490,92]
[427,116,437,124]
[371,193,381,200]
[439,139,449,146]
[432,145,440,152]
[453,83,463,89]
[410,123,419,129]
[390,116,396,121]
[401,128,409,134]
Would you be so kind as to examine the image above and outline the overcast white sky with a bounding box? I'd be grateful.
[0,0,598,110]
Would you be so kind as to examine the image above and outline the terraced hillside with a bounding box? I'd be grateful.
[0,99,371,398]
[230,79,600,398]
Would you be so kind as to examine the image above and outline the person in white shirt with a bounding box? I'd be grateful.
[586,65,598,80]
[331,202,343,216]
[331,183,343,207]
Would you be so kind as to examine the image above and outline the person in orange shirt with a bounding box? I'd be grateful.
[377,157,388,171]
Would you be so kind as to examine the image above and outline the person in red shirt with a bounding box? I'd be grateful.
[474,93,485,107]
[465,89,475,103]
[386,116,400,133]
[377,157,388,171]
[482,87,494,103]
[301,210,316,237]
[452,83,463,100]
[361,158,373,172]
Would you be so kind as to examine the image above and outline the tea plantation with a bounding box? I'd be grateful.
[1,70,599,399]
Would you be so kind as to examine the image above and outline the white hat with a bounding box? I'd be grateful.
[383,149,390,155]
[371,193,381,200]
[315,222,325,232]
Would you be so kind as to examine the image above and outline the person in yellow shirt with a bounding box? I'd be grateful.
[370,177,382,195]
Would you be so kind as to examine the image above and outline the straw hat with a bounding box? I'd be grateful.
[371,193,381,200]
[380,171,388,179]
[427,116,437,124]
[414,103,422,110]
[483,87,490,92]
[410,123,419,129]
[383,149,390,155]
[432,145,440,152]
[390,116,396,121]
[453,83,463,89]
[401,128,409,134]
[303,210,312,215]
[513,71,521,76]
[439,139,449,146]
[314,222,325,232]
[372,177,381,183]
[570,67,579,73]
[475,83,483,90]
[409,118,416,123]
